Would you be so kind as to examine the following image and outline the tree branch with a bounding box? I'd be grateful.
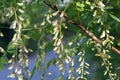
[43,1,120,55]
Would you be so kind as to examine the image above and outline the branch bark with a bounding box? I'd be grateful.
[43,1,120,55]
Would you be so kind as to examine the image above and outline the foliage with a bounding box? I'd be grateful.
[0,0,120,80]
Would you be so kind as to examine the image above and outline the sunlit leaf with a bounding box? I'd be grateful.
[110,14,120,23]
[76,2,85,12]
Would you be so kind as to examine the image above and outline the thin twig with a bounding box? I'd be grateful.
[43,1,120,55]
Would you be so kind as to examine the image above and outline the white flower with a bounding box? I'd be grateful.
[98,1,105,11]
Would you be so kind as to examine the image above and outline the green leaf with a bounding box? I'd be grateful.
[0,62,4,70]
[46,60,52,68]
[30,66,36,80]
[76,2,85,8]
[76,2,85,12]
[7,42,16,54]
[52,58,57,66]
[104,6,113,10]
[110,14,120,23]
[56,76,65,80]
[46,58,56,68]
[1,56,8,64]
[29,29,41,40]
[45,41,53,53]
